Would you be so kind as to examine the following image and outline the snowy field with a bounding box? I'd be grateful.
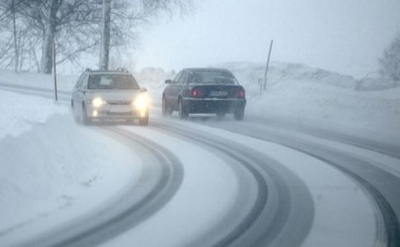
[0,63,399,243]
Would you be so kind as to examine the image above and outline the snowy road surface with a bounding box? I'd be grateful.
[0,82,399,247]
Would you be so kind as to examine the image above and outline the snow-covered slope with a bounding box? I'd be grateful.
[0,90,140,239]
[213,62,399,144]
[219,61,398,94]
[220,61,358,94]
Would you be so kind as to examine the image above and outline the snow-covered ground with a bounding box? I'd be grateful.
[0,90,141,242]
[0,62,399,244]
[216,62,398,145]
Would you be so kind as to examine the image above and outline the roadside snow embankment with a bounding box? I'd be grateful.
[220,62,400,145]
[0,91,67,138]
[0,90,140,239]
[246,80,400,142]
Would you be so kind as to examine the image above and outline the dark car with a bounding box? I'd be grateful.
[71,68,150,125]
[162,68,246,120]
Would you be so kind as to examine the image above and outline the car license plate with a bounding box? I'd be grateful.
[110,105,130,113]
[210,91,228,97]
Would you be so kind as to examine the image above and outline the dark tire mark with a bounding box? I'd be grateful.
[16,126,183,247]
[152,122,314,247]
[201,120,400,247]
[292,146,400,247]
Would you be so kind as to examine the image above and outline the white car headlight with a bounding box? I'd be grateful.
[92,97,105,107]
[133,93,149,110]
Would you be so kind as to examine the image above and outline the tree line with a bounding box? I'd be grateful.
[0,0,192,74]
[1,1,398,83]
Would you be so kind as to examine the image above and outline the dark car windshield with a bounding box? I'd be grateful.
[88,74,139,90]
[188,70,238,84]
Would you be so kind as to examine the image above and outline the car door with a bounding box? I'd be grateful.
[72,73,89,113]
[72,73,84,106]
[177,70,189,99]
[165,71,184,110]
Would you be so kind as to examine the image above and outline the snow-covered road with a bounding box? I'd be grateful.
[1,81,399,247]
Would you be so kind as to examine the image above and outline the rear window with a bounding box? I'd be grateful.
[188,70,238,84]
[88,74,139,90]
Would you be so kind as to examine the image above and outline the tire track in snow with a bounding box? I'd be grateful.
[201,120,400,247]
[152,122,315,247]
[17,126,183,247]
[292,147,400,247]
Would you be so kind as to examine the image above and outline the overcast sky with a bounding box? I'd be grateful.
[133,0,400,78]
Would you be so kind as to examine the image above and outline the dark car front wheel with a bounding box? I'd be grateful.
[178,99,188,119]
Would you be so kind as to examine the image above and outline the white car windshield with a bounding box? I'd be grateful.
[88,74,139,90]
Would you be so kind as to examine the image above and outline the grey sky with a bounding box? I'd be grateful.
[134,0,400,78]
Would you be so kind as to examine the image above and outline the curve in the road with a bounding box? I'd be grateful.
[294,146,400,247]
[17,126,184,247]
[152,122,315,247]
[200,119,400,247]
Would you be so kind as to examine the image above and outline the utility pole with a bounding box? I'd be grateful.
[263,40,274,91]
[99,0,111,70]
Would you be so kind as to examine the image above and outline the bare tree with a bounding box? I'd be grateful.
[99,0,194,70]
[379,33,400,82]
[100,0,111,70]
[16,0,104,74]
[0,0,27,72]
[0,0,195,74]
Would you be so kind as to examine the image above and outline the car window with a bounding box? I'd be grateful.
[88,74,139,90]
[74,73,85,88]
[177,71,187,84]
[172,72,182,84]
[78,73,89,89]
[188,70,238,84]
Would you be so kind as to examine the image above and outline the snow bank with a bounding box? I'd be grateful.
[217,62,400,145]
[0,91,140,238]
[247,80,400,143]
[0,90,68,138]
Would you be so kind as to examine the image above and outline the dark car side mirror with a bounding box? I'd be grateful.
[165,79,172,84]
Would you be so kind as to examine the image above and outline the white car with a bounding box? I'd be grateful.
[71,68,150,125]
